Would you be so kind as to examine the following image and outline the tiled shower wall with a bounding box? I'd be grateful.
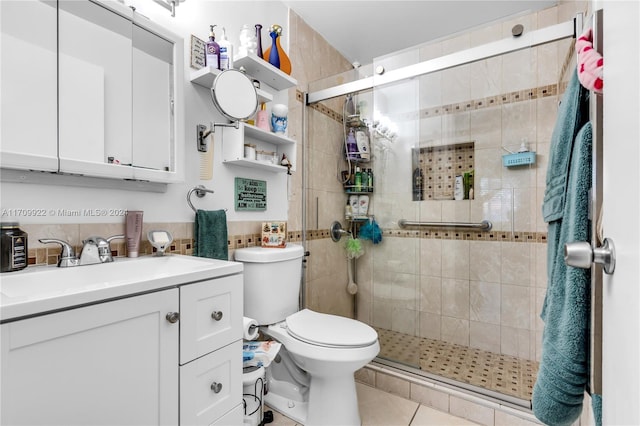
[354,2,588,363]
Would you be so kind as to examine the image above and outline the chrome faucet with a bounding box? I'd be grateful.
[79,235,124,265]
[39,235,124,267]
[38,238,80,267]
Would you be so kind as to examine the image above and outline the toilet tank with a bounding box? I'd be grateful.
[234,244,304,325]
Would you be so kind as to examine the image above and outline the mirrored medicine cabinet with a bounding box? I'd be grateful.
[0,0,184,185]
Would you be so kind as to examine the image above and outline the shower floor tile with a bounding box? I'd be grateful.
[375,328,539,401]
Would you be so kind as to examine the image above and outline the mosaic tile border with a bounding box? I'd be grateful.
[27,226,545,267]
[301,80,566,127]
[28,231,307,267]
[381,228,547,243]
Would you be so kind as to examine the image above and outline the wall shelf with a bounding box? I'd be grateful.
[221,122,296,174]
[223,157,289,173]
[190,66,273,103]
[233,54,297,91]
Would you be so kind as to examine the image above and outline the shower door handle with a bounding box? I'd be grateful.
[564,237,616,274]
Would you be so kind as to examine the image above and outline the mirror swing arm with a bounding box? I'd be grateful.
[196,121,240,153]
[198,69,259,153]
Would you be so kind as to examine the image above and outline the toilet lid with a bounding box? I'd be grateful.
[286,309,378,348]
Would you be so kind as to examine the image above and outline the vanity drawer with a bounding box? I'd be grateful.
[179,340,242,426]
[179,274,242,364]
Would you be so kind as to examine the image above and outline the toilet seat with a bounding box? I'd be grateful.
[285,309,378,348]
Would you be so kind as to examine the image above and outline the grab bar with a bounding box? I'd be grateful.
[398,219,493,231]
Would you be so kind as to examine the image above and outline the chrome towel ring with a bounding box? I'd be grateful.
[187,185,215,213]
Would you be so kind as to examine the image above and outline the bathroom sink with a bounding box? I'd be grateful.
[0,255,242,321]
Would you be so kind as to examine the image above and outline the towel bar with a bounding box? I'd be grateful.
[398,219,492,231]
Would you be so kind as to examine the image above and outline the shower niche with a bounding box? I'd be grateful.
[411,142,475,201]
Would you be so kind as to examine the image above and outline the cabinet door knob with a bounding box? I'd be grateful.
[165,312,180,323]
[210,382,223,393]
[211,311,223,321]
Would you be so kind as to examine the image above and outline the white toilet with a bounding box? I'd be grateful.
[235,244,379,426]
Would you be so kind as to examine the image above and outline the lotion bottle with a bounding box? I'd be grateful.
[205,25,220,70]
[256,103,270,131]
[218,27,233,70]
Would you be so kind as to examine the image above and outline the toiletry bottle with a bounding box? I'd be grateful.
[349,195,359,216]
[218,27,233,70]
[367,168,374,192]
[361,166,369,191]
[346,129,358,160]
[413,167,424,200]
[345,200,352,219]
[354,167,362,192]
[454,175,464,200]
[358,195,370,216]
[256,103,270,131]
[205,25,221,70]
[355,129,370,161]
[255,24,263,59]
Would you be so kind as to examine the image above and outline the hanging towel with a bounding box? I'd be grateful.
[533,122,592,426]
[193,209,228,260]
[541,70,590,223]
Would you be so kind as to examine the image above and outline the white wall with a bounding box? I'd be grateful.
[0,0,291,224]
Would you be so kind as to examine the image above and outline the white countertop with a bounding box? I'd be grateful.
[0,255,243,322]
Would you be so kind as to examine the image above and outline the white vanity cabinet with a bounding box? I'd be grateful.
[1,289,180,425]
[0,270,243,425]
[179,274,244,425]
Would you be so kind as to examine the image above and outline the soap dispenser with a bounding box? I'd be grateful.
[205,25,221,70]
[218,27,233,70]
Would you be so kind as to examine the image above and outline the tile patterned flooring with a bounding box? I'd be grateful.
[268,382,480,426]
[375,328,539,401]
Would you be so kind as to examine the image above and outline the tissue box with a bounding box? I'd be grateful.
[261,222,287,248]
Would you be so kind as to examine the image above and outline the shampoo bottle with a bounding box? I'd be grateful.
[256,103,270,131]
[218,27,233,70]
[205,25,220,70]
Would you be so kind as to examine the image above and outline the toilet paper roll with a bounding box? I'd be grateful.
[243,316,259,340]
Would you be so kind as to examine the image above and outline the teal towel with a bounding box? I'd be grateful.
[542,70,590,223]
[533,123,592,426]
[592,393,602,426]
[193,209,228,260]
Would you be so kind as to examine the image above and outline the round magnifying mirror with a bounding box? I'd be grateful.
[210,69,258,122]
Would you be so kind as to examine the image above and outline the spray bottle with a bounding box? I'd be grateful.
[218,27,233,70]
[205,25,220,70]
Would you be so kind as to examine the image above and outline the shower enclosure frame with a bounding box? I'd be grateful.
[302,10,605,407]
[306,15,581,105]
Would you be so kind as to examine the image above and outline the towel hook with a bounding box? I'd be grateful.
[187,185,214,213]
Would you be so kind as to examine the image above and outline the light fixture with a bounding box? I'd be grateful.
[152,0,185,17]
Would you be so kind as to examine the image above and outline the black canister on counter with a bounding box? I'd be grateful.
[1,222,28,272]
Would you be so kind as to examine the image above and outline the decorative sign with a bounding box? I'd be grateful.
[190,35,205,70]
[235,178,267,211]
[262,222,287,248]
